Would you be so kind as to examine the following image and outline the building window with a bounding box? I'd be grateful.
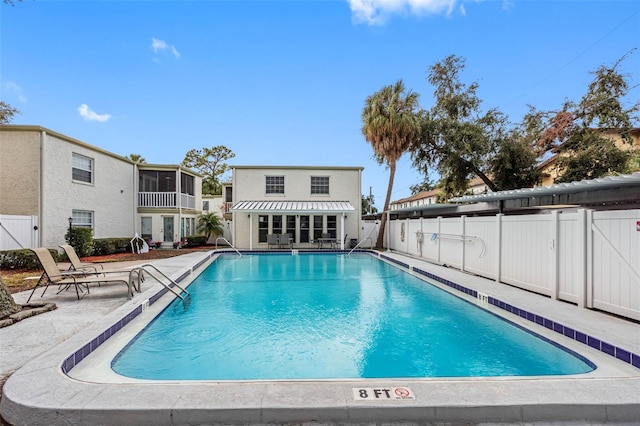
[181,173,195,195]
[139,170,175,192]
[272,215,283,235]
[258,215,269,242]
[72,210,93,228]
[181,217,196,238]
[265,176,284,194]
[286,215,296,240]
[72,153,93,183]
[141,217,152,240]
[313,215,323,241]
[327,215,337,239]
[202,201,210,211]
[310,176,329,194]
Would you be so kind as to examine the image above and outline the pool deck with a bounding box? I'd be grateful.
[1,249,639,425]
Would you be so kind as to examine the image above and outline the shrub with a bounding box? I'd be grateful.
[0,248,59,270]
[185,235,208,247]
[92,238,132,256]
[65,227,93,257]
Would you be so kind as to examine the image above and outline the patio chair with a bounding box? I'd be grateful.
[267,234,279,250]
[279,234,293,249]
[27,247,136,302]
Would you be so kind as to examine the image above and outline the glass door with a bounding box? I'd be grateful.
[299,215,309,243]
[163,216,174,242]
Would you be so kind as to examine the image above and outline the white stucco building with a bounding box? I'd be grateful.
[0,125,202,249]
[229,165,363,250]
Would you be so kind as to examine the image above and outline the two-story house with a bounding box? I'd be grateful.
[0,125,202,249]
[229,166,363,250]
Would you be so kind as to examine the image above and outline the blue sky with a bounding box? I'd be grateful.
[2,0,639,209]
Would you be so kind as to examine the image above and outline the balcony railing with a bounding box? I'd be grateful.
[139,192,196,209]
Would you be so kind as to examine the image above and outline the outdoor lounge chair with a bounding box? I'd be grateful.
[27,247,136,302]
[59,244,138,277]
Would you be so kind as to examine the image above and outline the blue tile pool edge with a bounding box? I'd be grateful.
[382,254,640,372]
[61,251,218,374]
[60,250,640,374]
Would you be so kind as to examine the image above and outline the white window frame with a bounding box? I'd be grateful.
[72,153,94,184]
[72,210,94,228]
[310,176,330,195]
[265,176,285,194]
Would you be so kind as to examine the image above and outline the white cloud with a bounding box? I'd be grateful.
[5,81,28,103]
[348,0,459,25]
[77,104,111,122]
[502,0,514,11]
[151,37,181,59]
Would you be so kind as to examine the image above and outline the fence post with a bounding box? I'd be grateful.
[584,209,593,309]
[550,211,559,300]
[461,215,467,272]
[437,216,442,264]
[405,218,410,255]
[496,213,503,284]
[577,209,588,308]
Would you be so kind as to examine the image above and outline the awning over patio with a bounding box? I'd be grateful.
[231,200,355,214]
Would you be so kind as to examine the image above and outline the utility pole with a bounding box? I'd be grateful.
[369,186,373,215]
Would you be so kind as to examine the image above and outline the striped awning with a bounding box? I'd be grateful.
[231,200,355,214]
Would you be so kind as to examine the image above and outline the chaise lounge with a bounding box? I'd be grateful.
[27,247,137,302]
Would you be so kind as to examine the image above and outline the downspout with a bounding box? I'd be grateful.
[39,130,45,247]
[249,213,253,250]
[177,168,182,242]
[133,161,138,237]
[340,212,345,250]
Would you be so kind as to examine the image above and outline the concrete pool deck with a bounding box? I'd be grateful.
[1,250,639,425]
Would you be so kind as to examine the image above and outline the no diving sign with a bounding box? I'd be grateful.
[353,387,415,400]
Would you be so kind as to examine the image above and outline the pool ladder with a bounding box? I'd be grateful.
[128,264,190,304]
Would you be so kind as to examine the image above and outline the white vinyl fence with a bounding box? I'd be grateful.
[381,209,640,321]
[0,215,39,251]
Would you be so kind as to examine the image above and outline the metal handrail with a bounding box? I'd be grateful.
[348,222,379,256]
[215,237,242,257]
[128,264,190,301]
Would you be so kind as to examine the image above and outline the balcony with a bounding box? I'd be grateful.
[138,192,196,210]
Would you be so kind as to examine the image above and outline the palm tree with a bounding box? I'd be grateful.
[196,213,224,243]
[127,153,146,163]
[362,80,420,248]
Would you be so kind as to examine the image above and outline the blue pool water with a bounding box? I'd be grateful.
[112,253,594,380]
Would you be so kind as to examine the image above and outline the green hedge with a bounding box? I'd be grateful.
[92,238,134,256]
[0,248,60,270]
[185,235,208,247]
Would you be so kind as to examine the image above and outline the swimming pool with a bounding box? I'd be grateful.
[3,250,639,425]
[112,253,593,380]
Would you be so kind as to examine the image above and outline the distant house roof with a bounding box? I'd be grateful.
[231,200,355,214]
[391,189,439,206]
